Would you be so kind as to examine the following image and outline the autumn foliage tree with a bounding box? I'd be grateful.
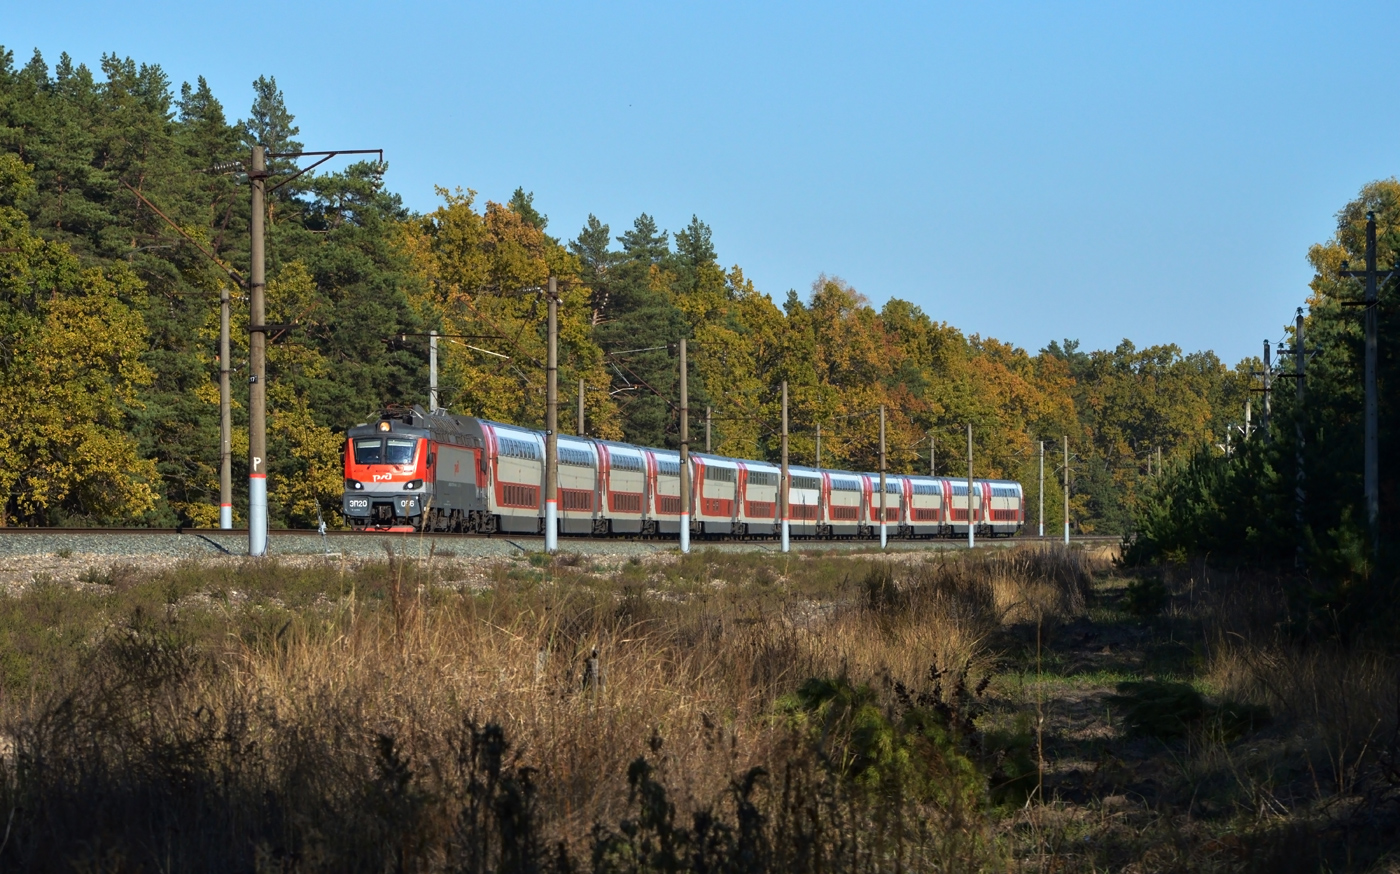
[0,155,158,524]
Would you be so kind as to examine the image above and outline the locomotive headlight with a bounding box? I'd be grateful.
[404,479,423,490]
[345,478,364,490]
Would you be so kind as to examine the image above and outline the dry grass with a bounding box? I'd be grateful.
[0,545,1098,871]
[8,544,1396,871]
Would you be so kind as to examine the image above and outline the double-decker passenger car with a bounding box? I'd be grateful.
[343,406,1024,539]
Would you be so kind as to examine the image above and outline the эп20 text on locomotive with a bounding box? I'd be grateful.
[343,406,1024,539]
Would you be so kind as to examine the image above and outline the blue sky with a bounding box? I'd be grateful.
[7,1,1399,365]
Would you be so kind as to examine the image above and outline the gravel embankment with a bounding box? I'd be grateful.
[0,530,982,561]
[0,530,1063,593]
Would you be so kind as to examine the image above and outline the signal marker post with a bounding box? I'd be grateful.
[247,145,268,557]
[879,405,887,550]
[780,381,790,554]
[544,279,559,555]
[679,339,691,555]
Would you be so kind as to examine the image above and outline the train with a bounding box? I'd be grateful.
[342,406,1025,539]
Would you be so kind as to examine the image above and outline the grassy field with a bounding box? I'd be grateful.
[0,544,1395,871]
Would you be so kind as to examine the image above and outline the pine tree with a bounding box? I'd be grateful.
[617,213,668,264]
[508,187,547,231]
[674,214,715,268]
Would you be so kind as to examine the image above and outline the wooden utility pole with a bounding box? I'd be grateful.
[1294,308,1306,534]
[429,330,439,412]
[879,405,887,549]
[219,286,232,529]
[967,423,975,549]
[1339,213,1384,556]
[1251,339,1274,445]
[780,381,790,553]
[679,339,691,554]
[1063,435,1070,546]
[1281,307,1310,567]
[248,145,268,557]
[1364,218,1380,553]
[544,278,559,554]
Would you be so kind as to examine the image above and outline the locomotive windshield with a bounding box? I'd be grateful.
[353,437,418,465]
[354,438,385,464]
[386,437,417,465]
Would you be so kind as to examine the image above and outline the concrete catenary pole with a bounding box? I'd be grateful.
[967,423,975,549]
[679,339,691,554]
[815,423,822,470]
[1038,440,1044,538]
[930,434,936,476]
[705,405,712,453]
[544,279,559,554]
[219,285,232,529]
[879,405,888,549]
[1063,435,1071,546]
[248,145,268,557]
[1244,397,1252,442]
[578,378,585,437]
[780,381,790,553]
[429,329,439,412]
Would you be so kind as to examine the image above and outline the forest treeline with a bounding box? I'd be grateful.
[1,47,1259,531]
[1128,179,1399,628]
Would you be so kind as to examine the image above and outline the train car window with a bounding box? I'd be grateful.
[499,437,540,460]
[656,459,681,477]
[386,438,417,465]
[611,454,644,472]
[880,480,901,493]
[704,466,735,483]
[747,470,778,487]
[354,438,384,464]
[792,475,821,491]
[831,477,860,492]
[912,483,939,496]
[560,446,594,467]
[952,484,969,496]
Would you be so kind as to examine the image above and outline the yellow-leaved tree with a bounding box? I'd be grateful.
[396,188,621,437]
[0,155,159,525]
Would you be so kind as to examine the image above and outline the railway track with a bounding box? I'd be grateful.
[0,526,1119,544]
[0,526,1119,562]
